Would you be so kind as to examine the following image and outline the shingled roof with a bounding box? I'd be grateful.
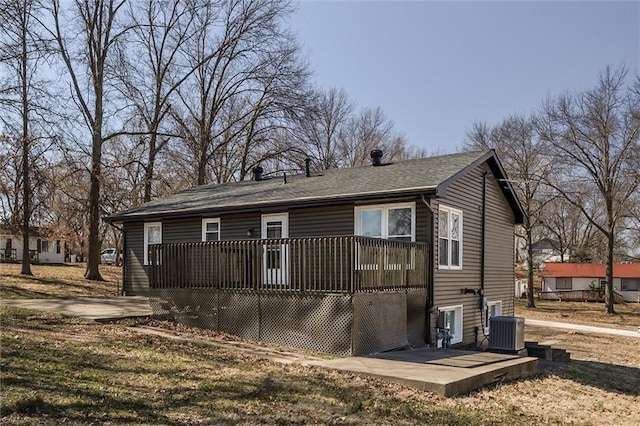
[540,263,640,279]
[106,150,525,223]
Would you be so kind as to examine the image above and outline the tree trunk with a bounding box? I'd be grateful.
[526,225,536,308]
[20,7,32,276]
[143,134,156,203]
[604,230,615,314]
[85,132,104,281]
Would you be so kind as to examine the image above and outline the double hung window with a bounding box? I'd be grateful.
[144,222,162,265]
[438,205,462,269]
[556,277,572,290]
[202,219,221,242]
[621,278,639,291]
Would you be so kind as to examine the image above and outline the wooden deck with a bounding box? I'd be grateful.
[538,289,624,304]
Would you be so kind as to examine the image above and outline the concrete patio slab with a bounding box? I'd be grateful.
[0,296,152,320]
[311,348,538,397]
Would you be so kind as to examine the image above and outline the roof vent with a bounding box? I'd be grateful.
[370,149,383,166]
[253,165,264,181]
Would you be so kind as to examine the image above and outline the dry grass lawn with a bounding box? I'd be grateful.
[1,265,639,425]
[515,298,640,331]
[0,263,122,299]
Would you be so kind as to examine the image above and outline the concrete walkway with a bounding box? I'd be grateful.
[0,296,152,320]
[526,318,640,338]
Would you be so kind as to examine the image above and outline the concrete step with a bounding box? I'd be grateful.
[552,348,571,362]
[525,341,570,363]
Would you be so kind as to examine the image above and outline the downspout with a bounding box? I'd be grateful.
[421,194,435,345]
[481,171,487,295]
[479,171,488,344]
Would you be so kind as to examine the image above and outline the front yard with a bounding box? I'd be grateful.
[0,263,121,299]
[515,298,640,331]
[1,265,639,425]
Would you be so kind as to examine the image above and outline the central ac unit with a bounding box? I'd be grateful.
[488,316,525,351]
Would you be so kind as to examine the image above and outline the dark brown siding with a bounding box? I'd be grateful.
[220,213,261,240]
[123,198,434,295]
[290,204,353,237]
[163,218,201,243]
[433,163,515,346]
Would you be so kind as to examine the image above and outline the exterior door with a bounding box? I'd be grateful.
[261,213,289,285]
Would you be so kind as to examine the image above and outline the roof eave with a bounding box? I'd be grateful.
[104,187,439,223]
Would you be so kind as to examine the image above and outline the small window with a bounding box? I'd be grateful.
[144,222,162,265]
[488,300,502,319]
[438,205,462,270]
[621,278,639,291]
[556,277,572,290]
[486,300,503,333]
[41,240,50,253]
[202,219,221,242]
[56,240,61,254]
[438,305,463,345]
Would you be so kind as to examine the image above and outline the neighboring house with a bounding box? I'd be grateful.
[540,263,640,303]
[0,230,66,264]
[106,150,525,355]
[514,270,528,299]
[531,238,569,265]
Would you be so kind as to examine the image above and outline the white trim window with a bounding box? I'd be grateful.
[202,218,221,242]
[438,205,462,270]
[488,300,502,320]
[439,305,463,345]
[144,222,162,265]
[355,202,415,242]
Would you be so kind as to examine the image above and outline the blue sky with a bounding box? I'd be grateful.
[290,1,640,153]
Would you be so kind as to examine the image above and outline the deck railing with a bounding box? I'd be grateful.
[538,289,624,304]
[149,236,429,294]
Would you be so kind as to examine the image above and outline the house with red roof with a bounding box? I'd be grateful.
[540,263,640,303]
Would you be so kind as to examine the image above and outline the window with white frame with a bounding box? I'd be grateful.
[556,277,572,290]
[438,205,462,269]
[202,218,221,242]
[488,300,502,319]
[355,202,415,242]
[438,305,463,344]
[144,222,162,265]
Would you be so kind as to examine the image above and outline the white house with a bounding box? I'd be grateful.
[0,232,66,264]
[540,263,640,303]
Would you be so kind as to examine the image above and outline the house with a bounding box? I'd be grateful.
[540,263,640,303]
[106,150,526,355]
[0,229,66,264]
[531,238,570,265]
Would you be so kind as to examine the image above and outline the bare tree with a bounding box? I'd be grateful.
[337,106,410,167]
[170,0,300,186]
[117,0,204,202]
[537,66,640,313]
[540,195,599,263]
[466,116,553,308]
[298,87,353,171]
[48,0,129,280]
[0,0,55,274]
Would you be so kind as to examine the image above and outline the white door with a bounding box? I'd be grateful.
[261,213,289,285]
